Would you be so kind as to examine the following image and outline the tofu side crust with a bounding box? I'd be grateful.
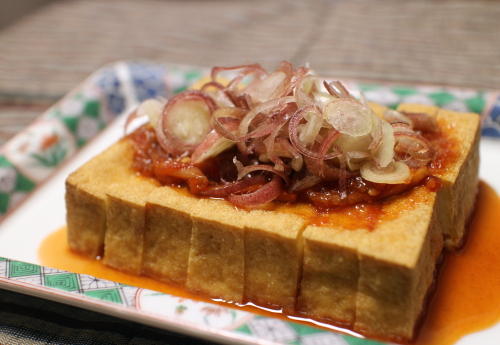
[66,139,158,259]
[187,199,247,303]
[143,187,197,285]
[65,103,480,341]
[244,211,306,312]
[103,177,158,274]
[297,104,480,340]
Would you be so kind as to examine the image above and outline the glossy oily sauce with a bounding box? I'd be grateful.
[39,182,500,344]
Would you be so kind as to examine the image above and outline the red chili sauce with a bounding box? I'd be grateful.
[129,114,456,214]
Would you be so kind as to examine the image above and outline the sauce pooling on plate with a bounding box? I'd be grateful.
[39,182,500,345]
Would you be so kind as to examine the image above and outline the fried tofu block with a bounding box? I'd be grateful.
[354,186,442,340]
[297,226,368,325]
[143,187,196,285]
[243,211,306,311]
[144,188,306,306]
[103,178,158,274]
[186,199,247,303]
[398,104,480,248]
[66,139,157,259]
[66,102,479,341]
[297,104,480,340]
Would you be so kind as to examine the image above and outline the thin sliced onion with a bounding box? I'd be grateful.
[238,96,295,138]
[324,99,373,137]
[141,99,165,127]
[289,106,340,160]
[323,80,351,98]
[345,150,370,171]
[157,91,215,155]
[394,132,433,167]
[336,133,372,154]
[191,130,235,164]
[242,111,287,140]
[197,175,266,197]
[294,75,317,107]
[373,120,395,168]
[394,132,432,156]
[234,157,289,183]
[202,82,235,108]
[298,107,323,145]
[212,108,244,141]
[304,156,349,181]
[384,109,412,125]
[290,174,321,192]
[368,117,383,151]
[262,113,291,171]
[211,64,266,82]
[201,81,225,92]
[277,138,304,171]
[125,99,165,133]
[245,71,288,104]
[390,121,413,134]
[360,161,410,184]
[402,111,438,133]
[227,175,283,209]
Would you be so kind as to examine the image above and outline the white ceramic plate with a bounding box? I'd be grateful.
[0,61,499,345]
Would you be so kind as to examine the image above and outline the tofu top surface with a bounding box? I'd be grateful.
[68,103,480,266]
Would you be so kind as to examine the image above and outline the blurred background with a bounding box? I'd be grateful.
[1,0,499,146]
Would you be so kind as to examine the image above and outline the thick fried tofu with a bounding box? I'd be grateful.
[66,139,157,259]
[66,103,479,342]
[143,187,197,285]
[103,178,158,274]
[354,186,442,339]
[296,104,480,340]
[243,211,305,311]
[297,226,368,325]
[144,190,306,306]
[398,104,480,248]
[186,198,248,303]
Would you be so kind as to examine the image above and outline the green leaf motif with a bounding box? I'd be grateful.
[15,173,35,192]
[185,70,203,81]
[0,155,13,168]
[234,323,252,335]
[175,304,187,315]
[44,273,79,292]
[289,323,322,336]
[392,87,417,97]
[0,193,9,214]
[9,261,41,277]
[428,92,455,106]
[84,100,100,118]
[344,336,386,345]
[30,142,67,167]
[62,117,79,133]
[465,95,486,114]
[174,86,188,94]
[358,84,379,92]
[84,288,122,304]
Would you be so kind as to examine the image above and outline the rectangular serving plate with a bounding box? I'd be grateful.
[0,61,499,345]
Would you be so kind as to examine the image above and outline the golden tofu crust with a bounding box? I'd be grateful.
[65,104,480,341]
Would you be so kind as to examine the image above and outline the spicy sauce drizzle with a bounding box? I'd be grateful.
[39,182,500,345]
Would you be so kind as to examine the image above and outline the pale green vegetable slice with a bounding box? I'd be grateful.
[360,161,410,184]
[324,99,373,137]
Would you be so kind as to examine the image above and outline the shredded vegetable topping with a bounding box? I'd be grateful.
[127,62,441,209]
